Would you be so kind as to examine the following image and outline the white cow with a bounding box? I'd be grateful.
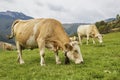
[77,24,103,45]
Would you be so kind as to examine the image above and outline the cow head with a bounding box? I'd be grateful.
[65,41,83,64]
[96,34,103,43]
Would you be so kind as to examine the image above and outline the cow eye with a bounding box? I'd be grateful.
[74,50,78,53]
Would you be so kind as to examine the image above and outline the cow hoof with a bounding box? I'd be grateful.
[41,64,46,66]
[56,61,61,64]
[20,61,25,64]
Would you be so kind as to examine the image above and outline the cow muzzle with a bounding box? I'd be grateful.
[99,40,103,43]
[75,59,84,64]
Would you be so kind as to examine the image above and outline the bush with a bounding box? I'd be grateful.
[95,16,120,34]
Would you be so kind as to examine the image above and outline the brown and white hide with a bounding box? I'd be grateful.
[8,18,83,66]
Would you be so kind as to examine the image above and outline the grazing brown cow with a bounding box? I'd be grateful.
[8,18,83,66]
[77,24,103,45]
[0,42,16,51]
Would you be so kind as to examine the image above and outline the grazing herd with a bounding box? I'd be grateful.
[1,18,103,66]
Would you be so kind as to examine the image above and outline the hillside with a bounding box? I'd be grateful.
[95,15,120,34]
[0,11,33,43]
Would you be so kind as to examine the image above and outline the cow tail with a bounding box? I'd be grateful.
[8,20,19,39]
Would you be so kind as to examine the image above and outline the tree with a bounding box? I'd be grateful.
[116,14,120,20]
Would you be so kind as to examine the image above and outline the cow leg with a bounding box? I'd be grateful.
[54,50,61,64]
[64,52,70,64]
[16,41,24,64]
[78,33,82,45]
[40,47,45,66]
[86,34,89,45]
[37,39,46,66]
[2,43,5,51]
[92,38,96,44]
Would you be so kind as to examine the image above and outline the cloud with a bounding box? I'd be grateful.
[1,0,15,3]
[0,0,120,23]
[47,3,67,12]
[34,1,44,7]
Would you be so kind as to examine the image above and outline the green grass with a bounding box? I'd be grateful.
[0,32,120,80]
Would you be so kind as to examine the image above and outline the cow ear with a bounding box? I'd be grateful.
[65,43,73,51]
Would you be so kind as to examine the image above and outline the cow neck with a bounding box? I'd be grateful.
[93,26,100,36]
[59,38,70,51]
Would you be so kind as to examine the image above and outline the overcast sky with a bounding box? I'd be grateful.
[0,0,120,23]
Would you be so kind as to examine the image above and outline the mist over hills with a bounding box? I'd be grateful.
[0,11,116,44]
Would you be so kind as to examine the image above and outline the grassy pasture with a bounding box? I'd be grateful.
[0,32,120,80]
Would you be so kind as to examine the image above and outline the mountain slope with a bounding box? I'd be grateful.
[0,11,33,43]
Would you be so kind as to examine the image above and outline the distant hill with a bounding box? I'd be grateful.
[104,18,116,22]
[63,23,89,35]
[0,11,33,44]
[95,17,120,33]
